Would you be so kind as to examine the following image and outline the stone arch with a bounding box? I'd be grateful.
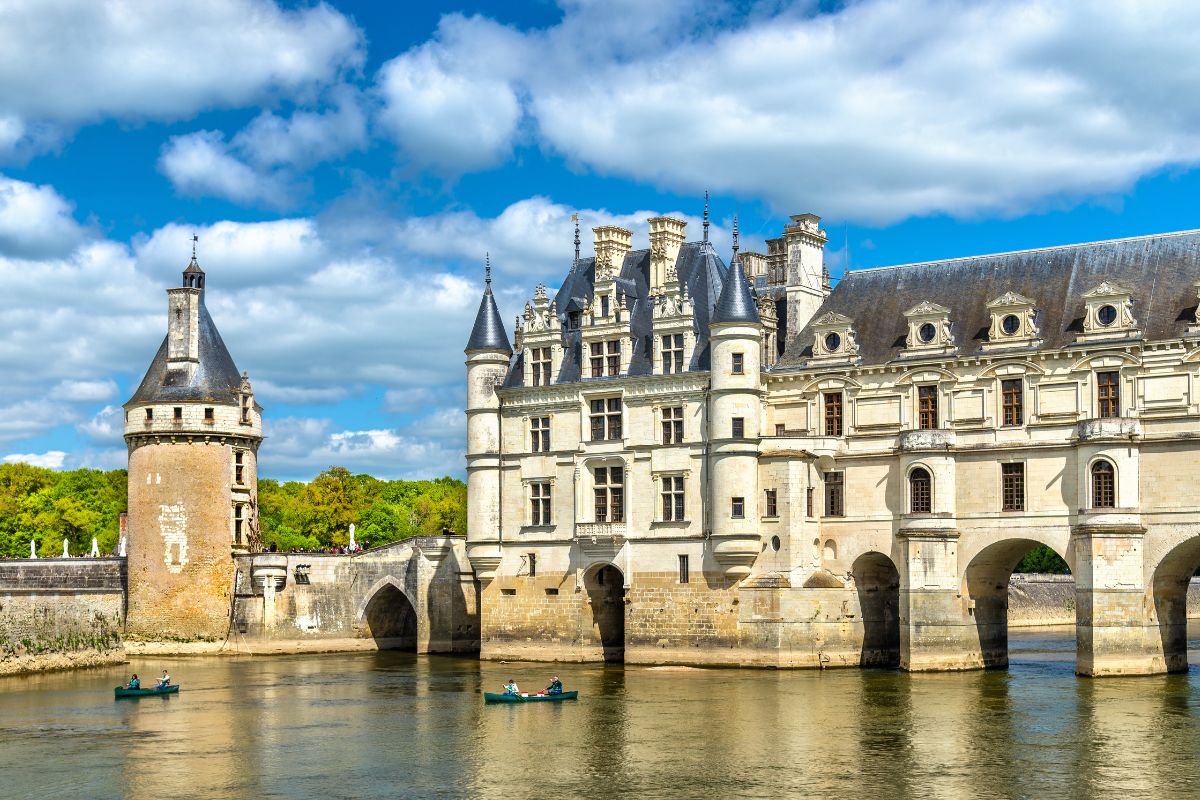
[582,562,625,663]
[851,551,900,668]
[1150,536,1200,673]
[823,539,837,561]
[961,537,1074,669]
[356,575,419,651]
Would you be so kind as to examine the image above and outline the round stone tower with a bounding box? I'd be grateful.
[463,259,512,583]
[708,233,764,581]
[123,251,262,640]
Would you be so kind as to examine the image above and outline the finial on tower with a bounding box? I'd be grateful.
[191,233,198,261]
[485,252,492,290]
[731,214,739,260]
[703,191,710,243]
[572,213,580,262]
[183,233,205,288]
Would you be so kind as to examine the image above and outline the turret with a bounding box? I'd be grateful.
[123,244,262,640]
[464,256,512,582]
[707,218,764,581]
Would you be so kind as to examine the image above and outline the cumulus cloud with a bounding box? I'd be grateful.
[0,0,362,157]
[76,405,124,443]
[376,0,1200,222]
[135,219,326,286]
[158,131,291,207]
[3,450,66,469]
[50,380,117,402]
[233,88,367,169]
[0,175,85,258]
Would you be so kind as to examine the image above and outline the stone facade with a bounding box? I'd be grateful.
[0,558,125,675]
[123,254,262,640]
[467,214,1200,676]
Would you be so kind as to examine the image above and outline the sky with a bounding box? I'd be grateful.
[1,0,1199,481]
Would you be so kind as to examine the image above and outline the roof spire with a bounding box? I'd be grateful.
[731,214,740,260]
[572,213,580,262]
[485,252,492,292]
[466,252,512,353]
[191,233,198,262]
[702,191,710,243]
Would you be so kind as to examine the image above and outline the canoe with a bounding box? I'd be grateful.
[114,685,180,699]
[484,691,577,703]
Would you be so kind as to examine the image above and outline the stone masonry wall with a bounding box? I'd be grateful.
[0,558,126,676]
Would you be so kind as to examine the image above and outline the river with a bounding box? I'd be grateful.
[3,626,1200,799]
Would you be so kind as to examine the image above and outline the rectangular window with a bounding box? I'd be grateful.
[589,398,622,441]
[661,476,685,521]
[678,554,690,584]
[590,341,604,378]
[173,406,183,421]
[1001,379,1023,427]
[145,408,153,421]
[765,489,778,517]
[824,472,845,517]
[775,423,785,436]
[528,553,537,578]
[731,497,745,519]
[532,347,552,386]
[662,334,684,373]
[233,504,243,541]
[204,407,214,422]
[662,406,684,444]
[606,339,621,376]
[824,391,844,436]
[1002,463,1025,512]
[1097,371,1120,418]
[807,487,814,518]
[593,467,624,522]
[732,417,745,439]
[530,416,551,452]
[241,395,250,424]
[530,482,552,526]
[600,295,610,317]
[732,352,744,375]
[918,385,938,430]
[234,451,244,485]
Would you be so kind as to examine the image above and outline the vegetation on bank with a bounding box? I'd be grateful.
[0,463,466,559]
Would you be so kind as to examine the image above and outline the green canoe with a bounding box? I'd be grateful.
[114,685,180,699]
[484,691,577,703]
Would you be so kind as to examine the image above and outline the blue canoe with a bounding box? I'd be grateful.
[484,691,578,704]
[115,685,179,699]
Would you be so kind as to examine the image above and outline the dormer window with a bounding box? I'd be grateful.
[808,312,859,365]
[902,302,955,356]
[985,291,1040,350]
[1079,281,1137,341]
[1001,315,1020,335]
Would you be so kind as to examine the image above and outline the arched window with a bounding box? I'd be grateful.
[909,467,932,513]
[1091,460,1116,508]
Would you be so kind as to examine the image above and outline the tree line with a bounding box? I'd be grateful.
[0,463,467,558]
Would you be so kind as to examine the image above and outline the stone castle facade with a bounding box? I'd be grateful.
[465,206,1200,676]
[123,254,262,640]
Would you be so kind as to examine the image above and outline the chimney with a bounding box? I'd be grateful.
[781,212,829,345]
[647,216,687,291]
[593,225,633,278]
[740,251,767,282]
[166,285,202,377]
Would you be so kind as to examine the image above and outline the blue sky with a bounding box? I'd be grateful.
[1,0,1198,480]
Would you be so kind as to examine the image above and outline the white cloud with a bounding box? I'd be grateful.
[158,131,290,207]
[50,380,117,402]
[3,450,66,469]
[378,0,1200,223]
[0,0,362,156]
[253,380,348,405]
[135,219,326,287]
[376,15,525,173]
[0,175,85,258]
[75,405,123,443]
[234,88,367,169]
[0,401,74,443]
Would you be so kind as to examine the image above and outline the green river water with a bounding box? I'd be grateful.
[3,627,1200,799]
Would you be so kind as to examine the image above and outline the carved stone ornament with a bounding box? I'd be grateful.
[901,301,956,356]
[1079,280,1137,340]
[808,311,860,363]
[984,291,1040,349]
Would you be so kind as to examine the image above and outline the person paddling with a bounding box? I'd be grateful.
[126,674,140,690]
[502,679,520,695]
[546,676,563,695]
[156,670,171,689]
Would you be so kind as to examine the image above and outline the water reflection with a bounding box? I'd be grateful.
[3,626,1200,799]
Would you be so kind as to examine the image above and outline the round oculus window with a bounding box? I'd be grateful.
[1001,314,1021,335]
[824,332,841,352]
[918,322,937,343]
[770,535,781,552]
[1097,304,1117,326]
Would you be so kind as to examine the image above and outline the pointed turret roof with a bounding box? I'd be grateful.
[711,217,759,325]
[465,256,512,353]
[126,304,244,406]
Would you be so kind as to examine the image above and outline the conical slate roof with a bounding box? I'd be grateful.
[126,303,244,406]
[465,284,512,353]
[711,254,760,325]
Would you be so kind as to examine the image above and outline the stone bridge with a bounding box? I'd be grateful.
[231,534,479,654]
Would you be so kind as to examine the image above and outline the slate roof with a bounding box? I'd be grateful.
[712,255,760,325]
[781,230,1200,369]
[465,285,512,353]
[126,302,245,406]
[504,241,730,387]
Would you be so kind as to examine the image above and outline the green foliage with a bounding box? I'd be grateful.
[0,463,127,559]
[1015,544,1070,574]
[257,467,466,551]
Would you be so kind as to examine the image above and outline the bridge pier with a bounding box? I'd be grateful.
[898,529,982,672]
